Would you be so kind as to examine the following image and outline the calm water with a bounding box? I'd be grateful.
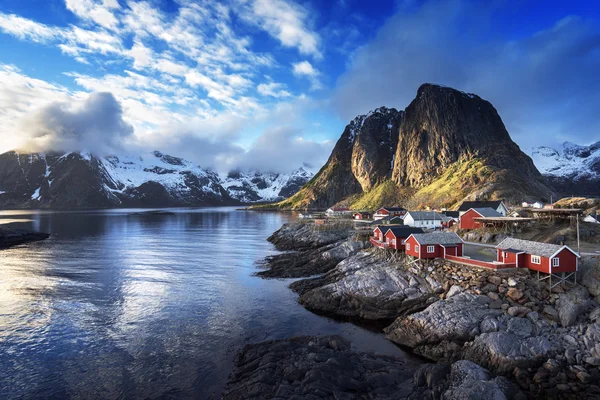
[0,207,408,399]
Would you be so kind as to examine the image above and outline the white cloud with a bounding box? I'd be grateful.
[237,0,321,58]
[128,40,153,70]
[65,0,121,30]
[292,60,322,90]
[257,82,291,98]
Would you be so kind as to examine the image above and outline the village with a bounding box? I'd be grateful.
[298,199,600,289]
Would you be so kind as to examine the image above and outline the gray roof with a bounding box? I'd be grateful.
[496,237,576,258]
[405,211,444,220]
[458,201,505,212]
[471,207,502,217]
[410,232,463,245]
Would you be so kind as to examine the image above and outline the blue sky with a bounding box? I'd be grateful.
[0,0,599,173]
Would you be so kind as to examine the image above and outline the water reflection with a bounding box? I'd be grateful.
[0,208,410,399]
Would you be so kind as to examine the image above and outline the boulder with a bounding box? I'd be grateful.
[462,331,559,374]
[298,252,437,321]
[556,286,595,327]
[385,293,501,360]
[581,264,600,298]
[446,285,463,298]
[506,288,524,301]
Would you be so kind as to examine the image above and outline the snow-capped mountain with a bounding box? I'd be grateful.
[532,141,600,195]
[222,168,314,203]
[0,150,234,208]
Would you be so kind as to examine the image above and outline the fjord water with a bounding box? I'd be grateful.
[0,208,406,399]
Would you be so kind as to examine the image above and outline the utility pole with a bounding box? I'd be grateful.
[577,215,581,254]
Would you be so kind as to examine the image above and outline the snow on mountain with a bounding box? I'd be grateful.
[222,168,314,203]
[532,141,600,195]
[0,150,232,208]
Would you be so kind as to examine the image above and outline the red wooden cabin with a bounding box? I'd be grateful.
[496,238,579,274]
[383,227,425,250]
[353,212,372,220]
[460,207,502,230]
[374,207,407,220]
[405,232,464,259]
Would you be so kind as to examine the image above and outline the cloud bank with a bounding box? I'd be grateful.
[22,92,134,155]
[333,0,600,149]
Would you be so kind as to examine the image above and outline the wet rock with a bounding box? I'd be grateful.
[0,227,50,248]
[222,335,418,399]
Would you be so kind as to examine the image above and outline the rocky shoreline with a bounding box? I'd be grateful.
[228,223,600,399]
[0,227,50,248]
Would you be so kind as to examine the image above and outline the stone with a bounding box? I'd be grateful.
[488,276,502,286]
[589,307,600,322]
[585,357,600,366]
[446,285,463,298]
[481,283,498,293]
[507,306,531,317]
[543,305,560,321]
[507,288,524,301]
[556,286,594,327]
[577,371,592,384]
[526,311,540,323]
[507,318,533,338]
[385,294,501,358]
[487,292,500,301]
[508,277,518,287]
[489,300,503,309]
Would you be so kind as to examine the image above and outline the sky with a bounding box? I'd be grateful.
[0,0,599,174]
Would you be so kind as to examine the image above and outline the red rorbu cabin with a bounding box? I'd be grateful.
[382,227,425,250]
[404,232,464,259]
[374,207,407,220]
[353,212,372,220]
[459,207,502,230]
[495,238,579,274]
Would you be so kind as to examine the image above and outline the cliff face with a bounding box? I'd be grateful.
[392,84,541,187]
[273,84,553,210]
[278,107,403,209]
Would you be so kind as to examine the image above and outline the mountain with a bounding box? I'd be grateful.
[532,141,600,196]
[0,150,234,209]
[221,168,314,203]
[274,84,553,210]
[276,107,403,209]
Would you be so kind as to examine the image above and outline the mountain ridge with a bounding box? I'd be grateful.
[268,83,554,210]
[0,150,311,208]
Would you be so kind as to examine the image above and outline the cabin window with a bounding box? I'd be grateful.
[406,243,411,251]
[531,255,541,264]
[552,258,560,267]
[391,239,396,245]
[415,245,419,253]
[503,252,508,259]
[427,246,435,253]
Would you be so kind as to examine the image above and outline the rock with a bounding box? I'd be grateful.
[222,335,419,399]
[589,307,600,322]
[298,252,436,321]
[462,331,559,374]
[506,288,524,301]
[585,357,600,366]
[582,265,600,298]
[409,360,525,400]
[385,293,501,360]
[508,278,518,287]
[489,300,503,309]
[267,222,352,251]
[481,283,498,293]
[487,292,500,301]
[0,227,50,249]
[507,318,533,338]
[507,306,531,317]
[556,286,595,327]
[543,305,560,321]
[526,311,540,323]
[577,371,592,383]
[488,276,503,286]
[446,285,463,298]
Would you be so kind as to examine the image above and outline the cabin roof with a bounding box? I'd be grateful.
[442,211,460,218]
[409,232,463,245]
[458,201,505,212]
[377,207,407,212]
[496,237,578,258]
[404,211,444,220]
[386,227,425,237]
[468,207,503,217]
